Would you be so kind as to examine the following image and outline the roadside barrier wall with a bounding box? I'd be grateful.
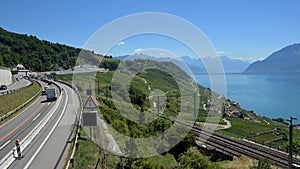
[0,68,12,86]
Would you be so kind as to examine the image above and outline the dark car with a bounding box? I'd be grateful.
[0,85,7,90]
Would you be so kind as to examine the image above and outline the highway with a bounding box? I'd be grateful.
[0,81,79,169]
[7,78,32,91]
[0,78,32,96]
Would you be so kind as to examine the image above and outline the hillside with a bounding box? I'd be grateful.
[219,56,250,73]
[59,58,224,168]
[57,58,300,168]
[244,43,300,73]
[0,27,103,71]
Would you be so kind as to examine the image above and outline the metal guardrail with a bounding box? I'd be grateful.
[54,80,83,169]
[0,80,41,121]
[0,81,63,169]
[0,81,33,96]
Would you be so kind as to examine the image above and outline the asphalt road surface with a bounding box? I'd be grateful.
[0,81,79,169]
[0,78,32,95]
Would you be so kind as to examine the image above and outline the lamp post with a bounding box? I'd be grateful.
[286,116,297,169]
[97,80,100,95]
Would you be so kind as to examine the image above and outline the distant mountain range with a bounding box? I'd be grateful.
[181,55,250,74]
[244,43,300,73]
[115,54,250,74]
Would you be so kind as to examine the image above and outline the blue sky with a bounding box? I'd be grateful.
[1,0,300,62]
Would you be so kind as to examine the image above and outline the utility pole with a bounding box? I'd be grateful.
[194,92,197,122]
[157,95,160,116]
[176,93,179,109]
[120,156,124,169]
[106,86,108,98]
[87,79,92,96]
[88,79,92,140]
[287,116,297,169]
[97,80,100,95]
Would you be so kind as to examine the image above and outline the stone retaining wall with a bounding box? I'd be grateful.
[0,67,12,85]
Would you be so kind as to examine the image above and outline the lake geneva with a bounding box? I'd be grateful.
[195,74,300,120]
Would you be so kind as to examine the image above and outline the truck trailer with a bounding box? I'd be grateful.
[46,88,57,101]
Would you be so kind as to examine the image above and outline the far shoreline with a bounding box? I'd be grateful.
[193,73,299,122]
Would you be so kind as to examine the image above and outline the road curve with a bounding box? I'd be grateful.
[25,82,79,169]
[0,78,32,96]
[0,81,79,169]
[0,82,57,160]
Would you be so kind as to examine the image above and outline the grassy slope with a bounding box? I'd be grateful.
[73,131,101,169]
[218,156,257,169]
[0,81,40,116]
[63,65,205,168]
[218,117,275,138]
[74,130,177,169]
[138,68,179,94]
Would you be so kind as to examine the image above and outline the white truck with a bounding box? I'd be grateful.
[46,88,57,101]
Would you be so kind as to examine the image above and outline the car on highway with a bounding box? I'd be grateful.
[41,90,47,95]
[41,86,49,95]
[0,85,7,90]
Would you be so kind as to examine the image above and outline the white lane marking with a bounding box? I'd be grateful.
[0,86,65,169]
[0,140,11,151]
[24,87,68,169]
[32,113,41,122]
[22,92,62,144]
[1,87,60,168]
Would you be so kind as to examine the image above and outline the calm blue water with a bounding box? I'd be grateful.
[195,74,300,120]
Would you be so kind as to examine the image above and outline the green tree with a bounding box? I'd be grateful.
[129,86,146,107]
[99,58,120,70]
[124,138,138,168]
[111,119,130,136]
[178,147,219,169]
[49,72,57,79]
[0,27,88,71]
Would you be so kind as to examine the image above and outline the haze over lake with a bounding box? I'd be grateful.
[195,73,300,120]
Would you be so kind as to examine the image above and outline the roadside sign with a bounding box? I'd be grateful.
[84,96,97,109]
[82,111,98,126]
[87,89,92,96]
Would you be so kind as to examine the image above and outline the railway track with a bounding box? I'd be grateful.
[161,115,299,168]
[192,125,300,168]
